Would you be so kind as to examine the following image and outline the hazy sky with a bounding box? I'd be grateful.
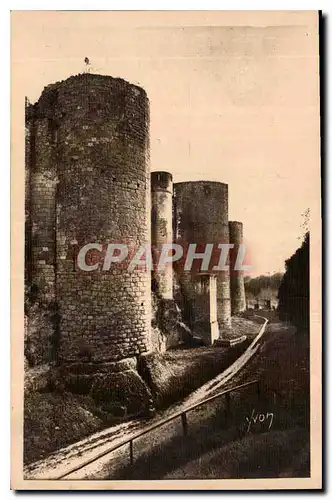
[12,11,320,276]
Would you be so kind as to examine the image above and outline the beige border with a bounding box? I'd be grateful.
[11,10,322,490]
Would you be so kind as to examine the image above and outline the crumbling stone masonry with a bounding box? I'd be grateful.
[151,171,173,300]
[150,171,189,351]
[173,181,232,342]
[25,74,153,413]
[229,221,246,314]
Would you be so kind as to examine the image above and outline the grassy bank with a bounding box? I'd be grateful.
[24,392,105,464]
[111,320,310,479]
[138,341,250,410]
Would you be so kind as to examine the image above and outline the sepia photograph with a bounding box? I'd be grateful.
[11,10,322,490]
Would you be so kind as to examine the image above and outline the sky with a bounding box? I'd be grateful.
[12,11,320,277]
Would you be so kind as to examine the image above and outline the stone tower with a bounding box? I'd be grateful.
[25,74,152,365]
[151,171,173,300]
[173,181,231,343]
[229,221,246,314]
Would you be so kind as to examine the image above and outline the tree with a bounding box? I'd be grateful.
[244,273,284,298]
[278,232,309,333]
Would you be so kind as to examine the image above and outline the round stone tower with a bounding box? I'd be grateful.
[151,171,173,300]
[173,181,231,341]
[229,221,246,314]
[27,73,152,363]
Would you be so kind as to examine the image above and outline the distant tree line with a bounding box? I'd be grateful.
[244,272,284,298]
[277,232,309,333]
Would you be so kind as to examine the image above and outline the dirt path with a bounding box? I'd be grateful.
[109,321,310,480]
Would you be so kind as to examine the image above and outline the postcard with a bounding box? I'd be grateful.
[11,10,322,490]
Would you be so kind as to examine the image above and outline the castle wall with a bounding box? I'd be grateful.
[191,274,219,345]
[151,171,173,300]
[29,117,57,305]
[217,270,232,330]
[229,221,246,314]
[25,104,59,364]
[173,181,231,340]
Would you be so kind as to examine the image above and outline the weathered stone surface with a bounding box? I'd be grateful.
[151,171,173,300]
[24,303,58,366]
[213,335,247,348]
[151,294,192,350]
[229,221,246,314]
[63,374,94,395]
[24,364,51,393]
[90,369,152,416]
[62,357,137,375]
[173,181,232,333]
[25,74,152,364]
